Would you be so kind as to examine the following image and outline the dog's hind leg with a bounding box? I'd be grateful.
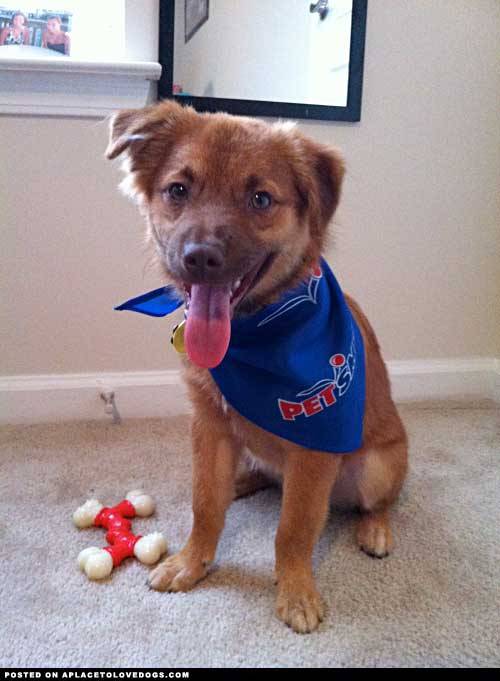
[234,468,275,498]
[357,508,393,558]
[234,454,277,499]
[353,441,408,558]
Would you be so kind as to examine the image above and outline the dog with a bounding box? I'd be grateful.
[106,100,408,634]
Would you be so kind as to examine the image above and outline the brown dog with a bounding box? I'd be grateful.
[106,100,408,633]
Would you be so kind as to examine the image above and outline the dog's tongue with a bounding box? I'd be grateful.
[185,284,231,368]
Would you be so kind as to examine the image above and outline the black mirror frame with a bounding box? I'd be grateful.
[158,0,367,122]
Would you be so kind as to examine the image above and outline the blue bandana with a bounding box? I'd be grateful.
[116,259,366,454]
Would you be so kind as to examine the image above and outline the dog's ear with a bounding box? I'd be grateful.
[310,143,345,227]
[105,100,195,160]
[105,108,150,160]
[292,137,345,238]
[106,100,197,201]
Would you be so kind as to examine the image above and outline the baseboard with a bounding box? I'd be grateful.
[388,357,500,404]
[0,358,498,425]
[0,370,190,426]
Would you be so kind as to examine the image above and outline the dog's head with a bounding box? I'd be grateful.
[107,100,344,368]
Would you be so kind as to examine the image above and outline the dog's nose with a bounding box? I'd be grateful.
[183,242,224,278]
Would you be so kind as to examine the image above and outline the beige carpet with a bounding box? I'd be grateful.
[0,404,499,668]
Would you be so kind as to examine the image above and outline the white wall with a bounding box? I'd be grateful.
[1,0,499,381]
[174,0,309,102]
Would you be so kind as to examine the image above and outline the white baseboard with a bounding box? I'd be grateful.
[0,371,190,426]
[388,357,499,404]
[0,358,498,426]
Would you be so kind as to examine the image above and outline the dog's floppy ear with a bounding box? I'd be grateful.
[310,143,345,227]
[105,100,194,160]
[292,136,345,238]
[105,108,150,160]
[106,100,197,201]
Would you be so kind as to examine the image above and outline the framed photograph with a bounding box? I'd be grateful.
[184,0,209,44]
[0,4,72,55]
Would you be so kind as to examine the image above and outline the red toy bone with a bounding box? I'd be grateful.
[73,491,167,580]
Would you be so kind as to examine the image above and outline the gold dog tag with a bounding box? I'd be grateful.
[170,320,186,354]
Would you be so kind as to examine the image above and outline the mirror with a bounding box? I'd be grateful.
[159,0,367,122]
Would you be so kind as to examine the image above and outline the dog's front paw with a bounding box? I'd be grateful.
[148,552,207,592]
[276,578,325,634]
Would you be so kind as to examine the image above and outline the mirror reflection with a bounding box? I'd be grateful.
[172,0,354,107]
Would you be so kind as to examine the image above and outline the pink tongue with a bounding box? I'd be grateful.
[185,284,231,368]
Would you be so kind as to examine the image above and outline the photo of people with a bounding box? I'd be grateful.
[41,14,70,54]
[0,5,72,55]
[0,10,29,44]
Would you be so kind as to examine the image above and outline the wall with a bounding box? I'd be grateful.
[1,0,499,381]
[317,0,500,360]
[174,0,309,102]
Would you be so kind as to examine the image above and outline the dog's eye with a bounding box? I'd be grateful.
[250,191,273,210]
[166,183,189,202]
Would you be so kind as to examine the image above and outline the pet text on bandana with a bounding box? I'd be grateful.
[278,353,350,421]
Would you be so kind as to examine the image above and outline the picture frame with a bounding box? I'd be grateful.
[160,0,367,122]
[184,0,209,44]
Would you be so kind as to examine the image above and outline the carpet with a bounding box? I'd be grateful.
[0,404,499,668]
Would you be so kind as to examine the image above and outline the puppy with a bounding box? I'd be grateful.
[107,100,408,634]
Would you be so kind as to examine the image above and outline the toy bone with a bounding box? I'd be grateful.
[73,490,167,580]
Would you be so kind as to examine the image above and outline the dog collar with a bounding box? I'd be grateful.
[116,259,366,454]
